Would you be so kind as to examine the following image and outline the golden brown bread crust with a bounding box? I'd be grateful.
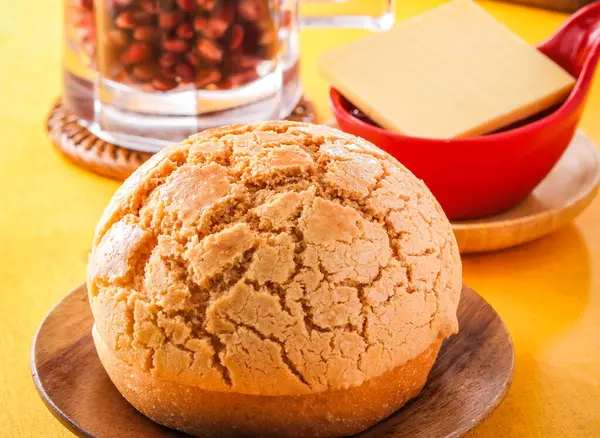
[88,121,462,436]
[94,326,442,438]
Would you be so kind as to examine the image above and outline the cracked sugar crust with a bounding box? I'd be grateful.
[87,121,462,396]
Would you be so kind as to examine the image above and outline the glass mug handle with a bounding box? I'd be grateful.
[299,0,396,31]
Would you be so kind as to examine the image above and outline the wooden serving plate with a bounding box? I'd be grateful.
[452,130,600,253]
[31,284,513,438]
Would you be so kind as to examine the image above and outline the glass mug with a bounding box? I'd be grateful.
[63,0,395,152]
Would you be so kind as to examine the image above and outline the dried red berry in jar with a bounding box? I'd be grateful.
[228,24,244,51]
[175,63,194,82]
[176,22,194,39]
[207,17,229,39]
[196,38,223,64]
[161,65,178,79]
[158,0,177,11]
[75,0,94,9]
[195,67,222,88]
[238,0,264,22]
[152,77,178,91]
[159,52,180,67]
[194,15,228,40]
[176,0,195,12]
[159,11,182,29]
[114,0,134,8]
[185,52,200,67]
[193,16,207,32]
[115,12,136,29]
[132,11,153,26]
[162,39,189,53]
[215,76,233,90]
[108,29,130,47]
[139,0,157,14]
[216,2,235,22]
[132,64,155,81]
[120,42,151,64]
[115,10,153,28]
[196,0,216,12]
[133,26,159,41]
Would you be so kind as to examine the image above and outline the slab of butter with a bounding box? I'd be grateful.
[318,0,575,139]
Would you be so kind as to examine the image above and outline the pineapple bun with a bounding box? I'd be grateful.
[87,121,462,437]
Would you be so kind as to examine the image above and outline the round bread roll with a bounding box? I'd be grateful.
[87,122,462,437]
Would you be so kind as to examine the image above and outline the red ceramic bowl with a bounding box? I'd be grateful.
[330,2,600,220]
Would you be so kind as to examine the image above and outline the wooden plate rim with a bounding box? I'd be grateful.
[31,285,514,438]
[31,297,95,438]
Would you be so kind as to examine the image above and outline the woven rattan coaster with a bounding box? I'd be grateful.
[46,97,317,181]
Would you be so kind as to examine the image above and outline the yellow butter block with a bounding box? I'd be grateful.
[318,0,575,139]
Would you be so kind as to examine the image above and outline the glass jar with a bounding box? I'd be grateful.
[63,0,395,152]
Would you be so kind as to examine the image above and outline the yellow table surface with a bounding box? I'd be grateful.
[1,0,600,436]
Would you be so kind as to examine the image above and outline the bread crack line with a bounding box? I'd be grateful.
[222,316,312,389]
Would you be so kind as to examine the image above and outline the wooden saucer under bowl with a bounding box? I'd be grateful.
[31,284,513,438]
[452,130,600,253]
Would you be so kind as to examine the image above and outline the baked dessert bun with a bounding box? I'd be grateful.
[87,121,462,437]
